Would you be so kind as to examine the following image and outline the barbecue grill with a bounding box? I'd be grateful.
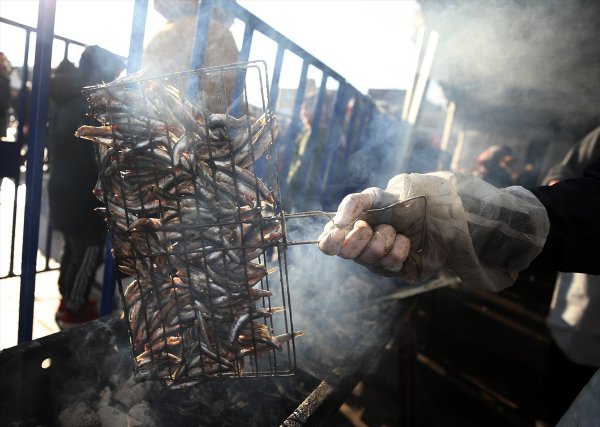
[0,265,410,426]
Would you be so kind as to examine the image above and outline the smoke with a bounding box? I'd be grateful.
[281,212,403,382]
[270,81,412,380]
[419,0,600,178]
[425,0,594,91]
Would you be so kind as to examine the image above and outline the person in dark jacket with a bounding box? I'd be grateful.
[47,46,125,328]
[536,125,600,425]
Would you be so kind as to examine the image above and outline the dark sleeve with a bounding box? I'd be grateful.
[528,157,600,273]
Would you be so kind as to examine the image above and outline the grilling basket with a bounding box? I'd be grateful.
[79,61,302,388]
[80,60,428,388]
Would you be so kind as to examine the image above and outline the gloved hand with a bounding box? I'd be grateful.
[318,172,550,292]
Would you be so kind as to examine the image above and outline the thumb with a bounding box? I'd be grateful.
[317,222,348,255]
[332,188,382,227]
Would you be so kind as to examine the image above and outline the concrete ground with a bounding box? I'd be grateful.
[1,173,64,350]
[0,270,62,350]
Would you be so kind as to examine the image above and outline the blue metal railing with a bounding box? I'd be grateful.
[0,11,114,340]
[17,0,57,343]
[6,0,411,342]
[0,16,88,282]
[214,1,391,208]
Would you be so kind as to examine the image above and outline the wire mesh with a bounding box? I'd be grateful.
[80,61,298,387]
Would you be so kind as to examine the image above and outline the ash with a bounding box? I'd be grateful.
[58,374,159,427]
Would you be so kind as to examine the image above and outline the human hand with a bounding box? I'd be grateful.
[318,171,550,291]
[317,188,411,275]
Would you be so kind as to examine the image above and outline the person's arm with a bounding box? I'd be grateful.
[529,157,600,273]
[318,172,549,292]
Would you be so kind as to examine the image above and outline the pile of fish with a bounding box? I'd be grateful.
[77,70,299,385]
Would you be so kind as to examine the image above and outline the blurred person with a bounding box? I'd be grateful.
[10,69,32,146]
[0,52,12,139]
[513,139,549,188]
[514,162,539,188]
[472,144,515,187]
[283,89,317,210]
[317,154,600,425]
[283,84,343,211]
[142,0,239,113]
[539,125,600,424]
[47,46,125,328]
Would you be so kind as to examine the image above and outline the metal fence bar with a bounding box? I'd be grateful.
[18,0,56,343]
[222,2,346,82]
[190,0,213,71]
[5,28,32,279]
[0,18,95,281]
[0,17,87,48]
[269,43,286,108]
[127,0,148,73]
[238,18,254,63]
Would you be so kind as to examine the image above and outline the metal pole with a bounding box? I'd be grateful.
[18,0,56,343]
[190,0,213,70]
[8,31,31,278]
[127,0,148,73]
[269,43,286,108]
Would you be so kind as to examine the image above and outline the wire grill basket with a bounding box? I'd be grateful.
[80,61,298,387]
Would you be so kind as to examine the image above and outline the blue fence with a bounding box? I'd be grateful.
[0,15,88,280]
[0,0,412,342]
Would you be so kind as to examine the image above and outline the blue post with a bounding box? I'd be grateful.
[18,0,56,344]
[7,32,30,278]
[238,22,253,63]
[190,0,213,70]
[127,0,148,73]
[269,43,285,108]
